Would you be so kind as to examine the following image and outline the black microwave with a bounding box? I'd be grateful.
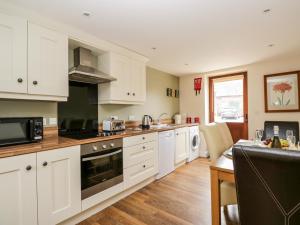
[0,117,43,147]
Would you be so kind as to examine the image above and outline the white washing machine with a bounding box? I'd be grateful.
[187,126,200,162]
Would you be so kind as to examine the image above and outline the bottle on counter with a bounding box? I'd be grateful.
[271,125,282,149]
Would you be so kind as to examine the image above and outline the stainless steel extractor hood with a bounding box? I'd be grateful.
[69,47,116,84]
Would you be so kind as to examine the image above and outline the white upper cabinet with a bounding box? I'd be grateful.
[0,13,27,94]
[28,23,68,97]
[37,146,81,225]
[98,52,146,104]
[0,153,37,225]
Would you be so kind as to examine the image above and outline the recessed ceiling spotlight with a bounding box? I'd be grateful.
[268,44,274,47]
[263,9,271,14]
[83,11,91,17]
[151,47,157,50]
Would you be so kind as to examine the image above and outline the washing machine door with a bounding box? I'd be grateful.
[191,134,200,151]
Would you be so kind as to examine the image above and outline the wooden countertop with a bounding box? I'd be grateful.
[0,123,199,158]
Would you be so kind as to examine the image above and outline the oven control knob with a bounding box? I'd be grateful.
[102,144,107,149]
[110,143,115,147]
[92,146,98,151]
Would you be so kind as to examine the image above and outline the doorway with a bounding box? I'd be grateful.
[209,72,248,142]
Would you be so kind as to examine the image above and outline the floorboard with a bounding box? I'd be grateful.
[78,158,239,225]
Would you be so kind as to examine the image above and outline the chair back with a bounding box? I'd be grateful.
[262,121,299,142]
[233,146,300,225]
[200,123,227,161]
[216,122,234,149]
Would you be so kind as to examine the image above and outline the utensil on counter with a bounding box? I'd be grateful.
[142,115,153,129]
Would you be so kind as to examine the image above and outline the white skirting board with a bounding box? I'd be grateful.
[58,176,156,225]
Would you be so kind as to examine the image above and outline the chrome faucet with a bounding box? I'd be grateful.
[157,113,168,124]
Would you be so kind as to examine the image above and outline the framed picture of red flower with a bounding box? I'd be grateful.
[264,71,300,112]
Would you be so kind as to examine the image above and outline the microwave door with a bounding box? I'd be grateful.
[0,119,29,147]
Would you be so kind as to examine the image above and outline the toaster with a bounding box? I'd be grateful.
[102,119,125,132]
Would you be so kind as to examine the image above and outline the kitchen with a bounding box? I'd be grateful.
[0,2,205,225]
[1,1,300,225]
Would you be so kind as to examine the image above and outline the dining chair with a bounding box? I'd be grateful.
[217,122,234,149]
[200,123,237,206]
[233,145,300,225]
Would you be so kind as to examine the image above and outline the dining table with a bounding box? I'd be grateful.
[209,140,269,225]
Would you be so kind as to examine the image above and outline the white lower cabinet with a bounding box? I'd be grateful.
[123,133,158,189]
[37,146,81,225]
[175,127,189,164]
[0,153,37,225]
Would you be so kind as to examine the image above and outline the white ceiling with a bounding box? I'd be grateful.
[4,0,300,75]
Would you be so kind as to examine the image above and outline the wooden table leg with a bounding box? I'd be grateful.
[211,169,221,225]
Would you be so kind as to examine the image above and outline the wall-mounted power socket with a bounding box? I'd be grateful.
[48,117,57,126]
[128,115,135,121]
[43,118,47,126]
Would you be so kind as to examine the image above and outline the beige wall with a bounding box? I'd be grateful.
[0,100,57,118]
[99,67,180,121]
[0,67,179,123]
[180,53,300,139]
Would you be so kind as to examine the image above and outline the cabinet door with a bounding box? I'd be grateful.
[109,53,131,101]
[131,59,146,102]
[28,23,68,97]
[37,146,81,225]
[0,13,27,94]
[0,154,37,225]
[175,127,189,164]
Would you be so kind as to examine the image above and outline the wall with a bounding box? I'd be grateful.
[0,100,56,118]
[180,53,300,139]
[99,67,180,121]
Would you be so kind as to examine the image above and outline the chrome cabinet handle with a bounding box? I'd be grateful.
[33,81,38,85]
[26,165,32,171]
[17,78,23,83]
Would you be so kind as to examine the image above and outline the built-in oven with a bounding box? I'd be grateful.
[0,117,43,147]
[81,138,123,200]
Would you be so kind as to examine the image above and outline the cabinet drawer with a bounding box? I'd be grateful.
[124,132,157,147]
[124,157,156,189]
[123,141,156,168]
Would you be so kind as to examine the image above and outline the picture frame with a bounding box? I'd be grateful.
[264,71,300,112]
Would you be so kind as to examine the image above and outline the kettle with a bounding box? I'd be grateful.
[142,115,153,129]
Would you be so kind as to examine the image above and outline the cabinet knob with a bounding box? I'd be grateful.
[33,81,38,85]
[17,78,23,83]
[176,133,179,136]
[42,161,48,167]
[26,165,32,171]
[133,93,135,96]
[127,92,130,96]
[143,165,146,168]
[142,137,145,140]
[142,146,146,150]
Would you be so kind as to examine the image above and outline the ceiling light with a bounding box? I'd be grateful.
[263,9,271,14]
[83,11,91,17]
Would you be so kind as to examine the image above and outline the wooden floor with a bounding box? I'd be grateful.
[78,158,239,225]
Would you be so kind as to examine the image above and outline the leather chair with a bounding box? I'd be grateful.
[262,121,299,143]
[200,123,237,206]
[233,145,300,225]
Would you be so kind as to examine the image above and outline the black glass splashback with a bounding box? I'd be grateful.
[58,81,98,136]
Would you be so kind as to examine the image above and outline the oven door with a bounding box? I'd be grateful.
[0,118,33,147]
[81,147,123,199]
